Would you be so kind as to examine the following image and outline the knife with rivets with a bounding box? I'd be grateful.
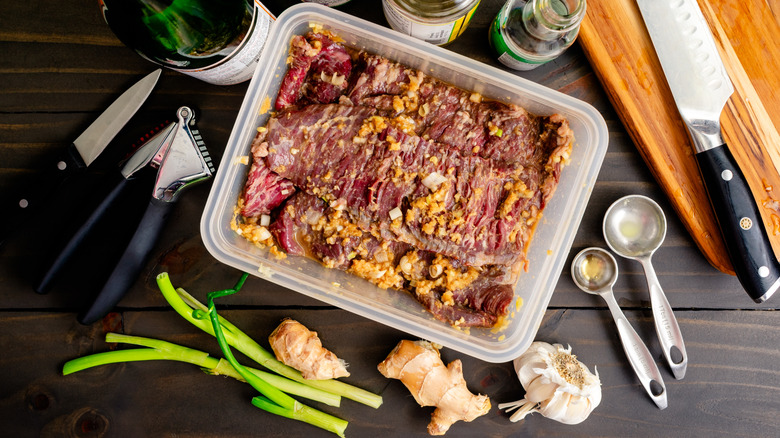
[636,0,779,303]
[0,69,161,246]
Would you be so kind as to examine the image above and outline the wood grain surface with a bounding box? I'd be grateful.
[579,0,780,275]
[1,1,778,437]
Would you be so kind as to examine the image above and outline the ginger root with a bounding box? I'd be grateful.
[268,318,350,380]
[378,340,491,435]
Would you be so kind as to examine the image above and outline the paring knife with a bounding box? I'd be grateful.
[637,0,780,303]
[0,69,161,246]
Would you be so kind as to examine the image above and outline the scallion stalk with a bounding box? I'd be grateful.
[199,275,348,437]
[155,272,383,409]
[61,333,341,407]
[252,396,349,434]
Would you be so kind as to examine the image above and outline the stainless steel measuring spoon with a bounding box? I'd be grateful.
[603,195,688,379]
[572,247,668,409]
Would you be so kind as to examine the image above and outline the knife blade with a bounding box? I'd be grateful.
[73,69,162,166]
[636,0,779,303]
[0,68,161,246]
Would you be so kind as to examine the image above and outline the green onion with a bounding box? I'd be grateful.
[61,272,385,437]
[61,333,341,407]
[197,274,347,437]
[156,272,382,409]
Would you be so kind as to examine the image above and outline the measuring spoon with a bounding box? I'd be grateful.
[603,195,687,380]
[572,247,667,409]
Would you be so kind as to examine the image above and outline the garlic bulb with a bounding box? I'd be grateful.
[498,342,601,425]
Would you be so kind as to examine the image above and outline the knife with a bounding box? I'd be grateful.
[0,69,161,246]
[636,0,780,303]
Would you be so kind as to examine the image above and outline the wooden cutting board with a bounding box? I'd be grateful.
[579,0,780,275]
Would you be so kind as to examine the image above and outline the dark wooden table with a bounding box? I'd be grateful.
[2,1,778,437]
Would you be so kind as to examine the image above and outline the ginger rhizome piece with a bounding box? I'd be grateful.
[268,318,350,380]
[377,340,491,435]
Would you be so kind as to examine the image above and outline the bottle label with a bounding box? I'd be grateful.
[382,0,480,46]
[496,51,540,71]
[176,3,274,85]
[489,14,544,71]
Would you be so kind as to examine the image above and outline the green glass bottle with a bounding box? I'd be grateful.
[489,0,586,71]
[99,0,274,85]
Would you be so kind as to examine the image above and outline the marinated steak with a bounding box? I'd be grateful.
[260,103,551,268]
[236,31,574,328]
[275,33,352,110]
[271,191,515,327]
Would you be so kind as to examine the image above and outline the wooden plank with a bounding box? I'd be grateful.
[1,309,777,437]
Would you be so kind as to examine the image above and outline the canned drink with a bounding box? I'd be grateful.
[382,0,480,45]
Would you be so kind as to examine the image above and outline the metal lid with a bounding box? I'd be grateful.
[386,0,480,21]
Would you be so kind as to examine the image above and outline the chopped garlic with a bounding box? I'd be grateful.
[259,96,272,115]
[389,206,403,220]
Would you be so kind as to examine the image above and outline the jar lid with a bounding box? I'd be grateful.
[387,0,479,21]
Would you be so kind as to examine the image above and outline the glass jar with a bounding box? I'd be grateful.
[382,0,481,46]
[489,0,586,71]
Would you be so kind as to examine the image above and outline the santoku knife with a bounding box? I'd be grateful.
[636,0,779,303]
[0,68,161,246]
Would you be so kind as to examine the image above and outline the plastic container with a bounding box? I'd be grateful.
[201,3,608,363]
[302,0,351,6]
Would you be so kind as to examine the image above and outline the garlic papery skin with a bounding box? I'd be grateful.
[498,342,601,425]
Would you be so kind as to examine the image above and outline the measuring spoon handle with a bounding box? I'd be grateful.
[642,258,687,379]
[603,290,668,409]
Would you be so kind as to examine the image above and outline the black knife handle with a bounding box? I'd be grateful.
[696,144,780,303]
[0,144,86,247]
[78,197,174,325]
[35,177,131,294]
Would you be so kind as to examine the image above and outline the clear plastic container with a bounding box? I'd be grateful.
[201,3,608,363]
